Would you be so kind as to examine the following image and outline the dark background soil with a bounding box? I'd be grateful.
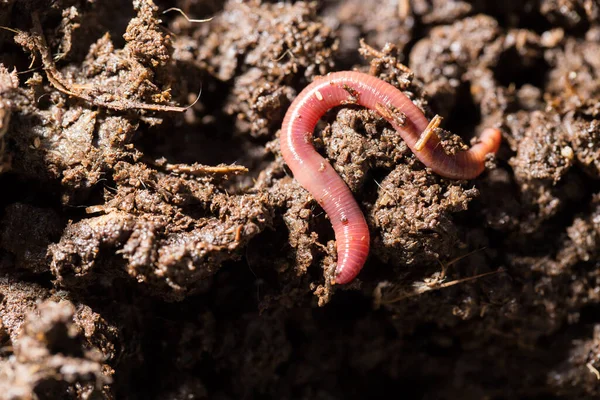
[1,0,600,398]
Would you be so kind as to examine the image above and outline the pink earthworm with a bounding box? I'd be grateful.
[280,71,502,284]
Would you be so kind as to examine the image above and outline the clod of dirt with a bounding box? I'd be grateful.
[508,110,573,183]
[546,36,600,106]
[9,100,140,203]
[502,109,583,233]
[49,161,273,300]
[7,0,190,204]
[323,0,415,62]
[321,108,407,191]
[189,0,338,138]
[0,277,116,399]
[409,14,503,116]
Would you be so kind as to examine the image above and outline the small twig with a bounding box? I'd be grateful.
[234,225,243,242]
[28,12,189,113]
[162,7,213,23]
[85,205,110,214]
[415,114,443,151]
[587,362,600,380]
[16,66,42,75]
[443,247,487,269]
[381,268,505,304]
[360,38,386,59]
[272,49,294,62]
[373,178,398,204]
[184,82,203,111]
[165,162,248,176]
[423,269,501,291]
[0,25,19,34]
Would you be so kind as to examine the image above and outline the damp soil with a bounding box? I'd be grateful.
[1,0,600,398]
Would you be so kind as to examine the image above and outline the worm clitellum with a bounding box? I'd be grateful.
[280,71,502,285]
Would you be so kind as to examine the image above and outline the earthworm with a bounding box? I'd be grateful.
[280,71,501,284]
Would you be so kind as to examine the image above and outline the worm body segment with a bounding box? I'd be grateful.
[280,71,501,284]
